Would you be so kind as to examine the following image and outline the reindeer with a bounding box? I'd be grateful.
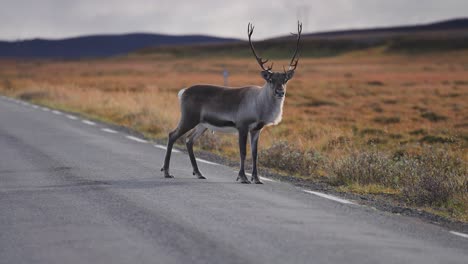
[161,22,302,184]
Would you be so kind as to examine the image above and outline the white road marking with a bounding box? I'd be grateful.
[154,144,180,153]
[32,105,39,109]
[126,135,148,143]
[196,158,220,166]
[41,107,50,112]
[259,176,276,182]
[52,110,62,115]
[154,144,166,150]
[101,128,118,134]
[82,120,96,126]
[243,172,277,182]
[450,231,468,239]
[66,115,78,120]
[303,190,355,205]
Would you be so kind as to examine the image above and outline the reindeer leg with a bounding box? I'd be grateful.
[186,124,207,179]
[161,118,196,178]
[250,129,263,184]
[237,128,251,184]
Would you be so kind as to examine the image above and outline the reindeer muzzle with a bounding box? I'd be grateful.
[275,90,285,98]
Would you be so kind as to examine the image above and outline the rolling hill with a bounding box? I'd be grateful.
[138,18,468,58]
[0,33,238,59]
[299,17,468,39]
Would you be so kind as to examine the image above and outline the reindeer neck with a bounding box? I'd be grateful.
[256,82,285,125]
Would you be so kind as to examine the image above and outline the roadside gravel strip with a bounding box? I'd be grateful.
[0,95,467,264]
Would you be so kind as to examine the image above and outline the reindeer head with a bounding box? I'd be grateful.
[248,22,302,98]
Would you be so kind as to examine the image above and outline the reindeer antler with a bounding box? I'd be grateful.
[287,21,302,72]
[248,23,273,71]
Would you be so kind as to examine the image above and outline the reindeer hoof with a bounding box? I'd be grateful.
[161,168,174,178]
[193,171,206,179]
[250,174,262,184]
[237,173,251,184]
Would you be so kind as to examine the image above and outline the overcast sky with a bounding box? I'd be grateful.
[1,0,467,41]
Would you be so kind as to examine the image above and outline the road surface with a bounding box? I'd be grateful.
[0,96,467,264]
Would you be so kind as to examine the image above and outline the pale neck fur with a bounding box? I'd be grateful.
[256,82,285,125]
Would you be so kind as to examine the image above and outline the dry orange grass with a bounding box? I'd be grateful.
[1,51,466,159]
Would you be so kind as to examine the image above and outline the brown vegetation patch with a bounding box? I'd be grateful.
[373,116,401,124]
[421,111,448,122]
[18,91,49,101]
[367,81,384,86]
[420,135,456,144]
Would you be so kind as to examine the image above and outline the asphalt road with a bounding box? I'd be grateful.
[0,96,467,264]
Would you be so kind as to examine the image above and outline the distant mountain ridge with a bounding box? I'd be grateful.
[298,18,468,38]
[138,18,468,58]
[1,18,467,59]
[0,33,239,59]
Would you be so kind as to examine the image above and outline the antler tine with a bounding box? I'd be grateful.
[247,22,271,72]
[288,21,303,71]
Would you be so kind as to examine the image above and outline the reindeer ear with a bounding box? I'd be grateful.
[286,70,295,80]
[261,70,272,81]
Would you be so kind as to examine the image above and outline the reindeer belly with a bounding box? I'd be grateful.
[200,114,238,134]
[202,123,238,134]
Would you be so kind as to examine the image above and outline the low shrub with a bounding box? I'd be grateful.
[399,148,467,207]
[328,149,399,187]
[260,141,325,176]
[329,146,467,208]
[197,132,223,152]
